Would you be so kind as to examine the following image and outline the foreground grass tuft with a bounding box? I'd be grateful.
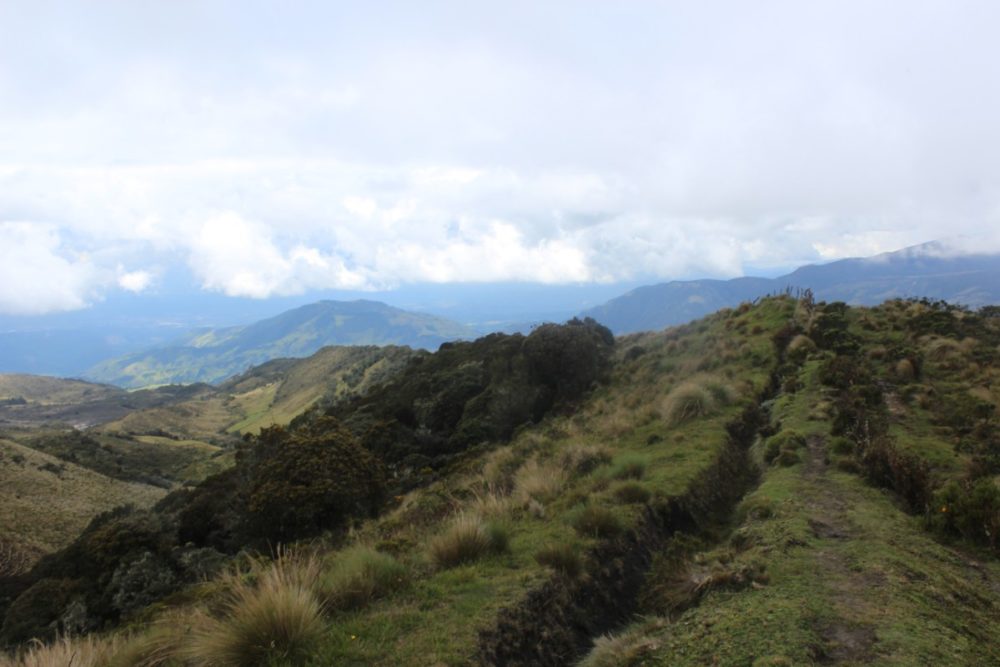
[429,514,509,569]
[569,504,624,538]
[0,635,121,667]
[182,552,326,666]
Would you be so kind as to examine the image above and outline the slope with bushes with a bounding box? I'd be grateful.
[3,297,1000,665]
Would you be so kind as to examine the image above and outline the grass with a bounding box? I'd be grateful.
[428,514,510,569]
[569,504,624,539]
[534,542,584,577]
[182,552,327,666]
[660,376,736,426]
[0,635,122,667]
[318,546,408,611]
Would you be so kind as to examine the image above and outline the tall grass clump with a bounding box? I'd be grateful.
[569,504,624,539]
[534,543,583,577]
[660,376,735,426]
[513,459,568,506]
[577,618,667,667]
[0,635,120,667]
[318,546,408,611]
[429,514,509,569]
[182,552,326,666]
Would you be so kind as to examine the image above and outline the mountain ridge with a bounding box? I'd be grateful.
[85,299,471,388]
[582,241,1000,333]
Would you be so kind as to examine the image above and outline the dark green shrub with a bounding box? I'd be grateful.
[243,418,386,544]
[0,578,77,644]
[930,479,1000,551]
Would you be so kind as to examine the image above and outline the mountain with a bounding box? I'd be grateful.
[85,299,472,388]
[4,297,999,663]
[582,241,1000,333]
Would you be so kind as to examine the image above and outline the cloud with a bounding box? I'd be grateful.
[0,223,100,314]
[2,2,1000,312]
[117,268,153,293]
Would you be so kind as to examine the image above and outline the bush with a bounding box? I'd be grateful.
[569,505,623,538]
[182,554,326,666]
[929,479,1000,551]
[0,578,78,645]
[534,543,583,577]
[429,515,509,568]
[318,546,408,611]
[243,418,386,544]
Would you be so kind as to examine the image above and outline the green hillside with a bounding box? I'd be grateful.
[86,299,472,388]
[2,298,999,665]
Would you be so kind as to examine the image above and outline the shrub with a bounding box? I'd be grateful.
[429,515,509,568]
[318,546,408,611]
[182,554,326,666]
[569,505,623,538]
[613,482,652,504]
[0,578,78,645]
[243,418,386,544]
[929,479,1000,551]
[534,543,583,577]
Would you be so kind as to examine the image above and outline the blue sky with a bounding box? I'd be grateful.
[2,1,999,316]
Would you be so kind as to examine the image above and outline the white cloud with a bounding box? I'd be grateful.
[2,2,1000,313]
[117,268,153,293]
[0,223,100,314]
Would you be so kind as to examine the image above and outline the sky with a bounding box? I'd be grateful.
[2,0,1000,317]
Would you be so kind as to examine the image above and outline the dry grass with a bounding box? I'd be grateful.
[577,617,669,667]
[660,376,735,426]
[428,514,509,569]
[0,635,122,667]
[181,551,326,666]
[558,443,613,477]
[513,459,568,506]
[468,481,513,518]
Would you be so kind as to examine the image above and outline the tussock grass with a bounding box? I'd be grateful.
[660,376,736,426]
[468,481,512,518]
[513,459,567,506]
[0,636,119,667]
[613,481,652,504]
[569,505,623,539]
[604,454,648,481]
[786,334,816,360]
[534,543,583,577]
[558,443,613,477]
[181,551,326,666]
[577,617,668,667]
[429,514,509,569]
[318,546,408,611]
[481,447,522,493]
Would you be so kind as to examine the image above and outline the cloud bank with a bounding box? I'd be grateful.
[2,1,1000,313]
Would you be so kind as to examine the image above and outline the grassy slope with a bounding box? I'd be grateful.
[0,438,165,561]
[7,298,999,665]
[98,346,415,440]
[584,301,1000,666]
[74,299,789,666]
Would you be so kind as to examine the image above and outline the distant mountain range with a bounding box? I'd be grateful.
[86,300,471,388]
[581,242,1000,334]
